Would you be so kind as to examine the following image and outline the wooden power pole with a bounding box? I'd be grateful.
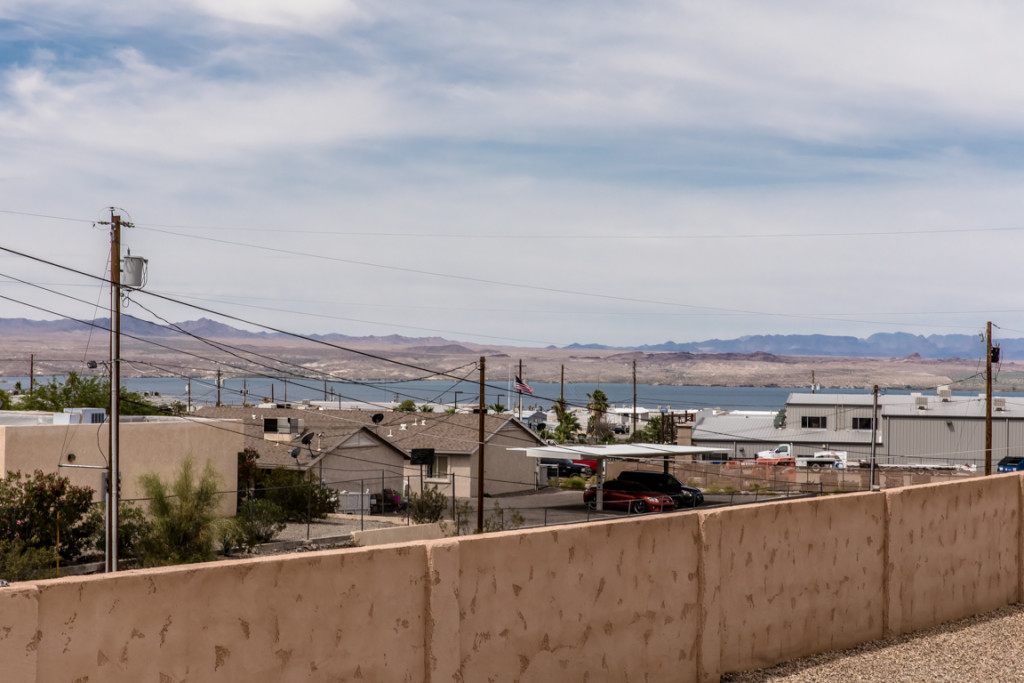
[477,356,486,533]
[985,321,993,476]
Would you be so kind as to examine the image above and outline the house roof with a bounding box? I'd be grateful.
[194,407,545,466]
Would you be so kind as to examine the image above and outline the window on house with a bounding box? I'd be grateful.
[429,455,449,479]
[852,417,874,430]
[801,416,827,429]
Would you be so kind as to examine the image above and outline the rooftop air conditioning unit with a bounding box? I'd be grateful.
[995,398,1007,411]
[937,387,952,401]
[61,408,107,424]
[915,396,928,410]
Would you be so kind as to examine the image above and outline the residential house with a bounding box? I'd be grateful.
[0,410,243,516]
[196,406,545,500]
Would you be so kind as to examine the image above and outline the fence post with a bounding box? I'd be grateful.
[360,480,364,532]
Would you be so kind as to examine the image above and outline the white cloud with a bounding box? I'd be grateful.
[3,0,1024,346]
[187,0,363,31]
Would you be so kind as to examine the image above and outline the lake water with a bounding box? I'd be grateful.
[3,376,1017,412]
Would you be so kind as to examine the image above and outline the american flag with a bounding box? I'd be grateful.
[514,376,533,395]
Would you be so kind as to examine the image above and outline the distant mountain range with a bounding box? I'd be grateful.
[565,332,1002,360]
[0,317,1006,360]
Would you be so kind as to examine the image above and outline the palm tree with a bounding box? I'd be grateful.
[554,411,581,443]
[586,389,609,436]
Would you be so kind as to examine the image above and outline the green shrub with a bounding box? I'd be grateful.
[138,457,223,567]
[0,538,57,582]
[88,502,153,566]
[229,499,287,551]
[256,468,337,522]
[0,470,99,563]
[705,483,723,494]
[559,476,587,491]
[409,486,448,524]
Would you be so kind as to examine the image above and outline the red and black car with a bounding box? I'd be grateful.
[583,479,676,514]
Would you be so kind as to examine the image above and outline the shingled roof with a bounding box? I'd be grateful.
[194,407,544,469]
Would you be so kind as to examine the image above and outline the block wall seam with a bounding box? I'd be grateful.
[1019,474,1024,605]
[696,513,708,683]
[697,511,721,683]
[882,490,892,639]
[424,544,436,683]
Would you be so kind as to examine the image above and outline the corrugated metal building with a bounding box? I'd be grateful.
[692,389,1024,468]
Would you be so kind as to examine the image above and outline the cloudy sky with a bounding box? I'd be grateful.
[1,0,1022,349]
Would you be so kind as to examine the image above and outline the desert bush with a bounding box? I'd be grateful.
[409,486,448,524]
[138,457,222,567]
[559,476,587,491]
[88,502,153,566]
[0,538,57,582]
[483,502,524,532]
[256,468,336,522]
[229,499,288,551]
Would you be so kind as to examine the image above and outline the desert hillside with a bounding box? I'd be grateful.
[1,324,1017,392]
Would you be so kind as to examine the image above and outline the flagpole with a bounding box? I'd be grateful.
[518,359,523,419]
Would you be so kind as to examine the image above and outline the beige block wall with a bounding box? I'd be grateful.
[713,494,886,673]
[3,474,1024,682]
[25,545,429,682]
[884,474,1021,636]
[0,587,39,682]
[432,514,704,683]
[0,420,242,516]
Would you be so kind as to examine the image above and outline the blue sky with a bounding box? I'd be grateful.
[1,1,1023,349]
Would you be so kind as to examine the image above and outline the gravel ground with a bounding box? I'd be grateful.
[722,603,1024,682]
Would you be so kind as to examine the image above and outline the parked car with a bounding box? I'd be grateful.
[998,456,1024,473]
[583,479,676,513]
[572,459,599,474]
[616,470,704,508]
[540,457,592,478]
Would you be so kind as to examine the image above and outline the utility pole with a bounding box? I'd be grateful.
[869,385,878,490]
[986,321,993,476]
[477,356,486,533]
[107,212,122,573]
[29,353,34,393]
[632,359,637,435]
[216,368,222,407]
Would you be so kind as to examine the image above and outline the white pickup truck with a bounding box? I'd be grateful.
[755,444,853,470]
[797,450,851,470]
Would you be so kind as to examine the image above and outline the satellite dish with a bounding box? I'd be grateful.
[300,432,314,445]
[372,413,384,424]
[289,447,301,459]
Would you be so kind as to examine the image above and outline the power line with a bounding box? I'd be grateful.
[5,207,1022,240]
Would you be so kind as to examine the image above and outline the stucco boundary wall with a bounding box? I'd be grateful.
[0,474,1021,682]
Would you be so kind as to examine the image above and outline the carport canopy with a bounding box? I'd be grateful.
[512,444,731,511]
